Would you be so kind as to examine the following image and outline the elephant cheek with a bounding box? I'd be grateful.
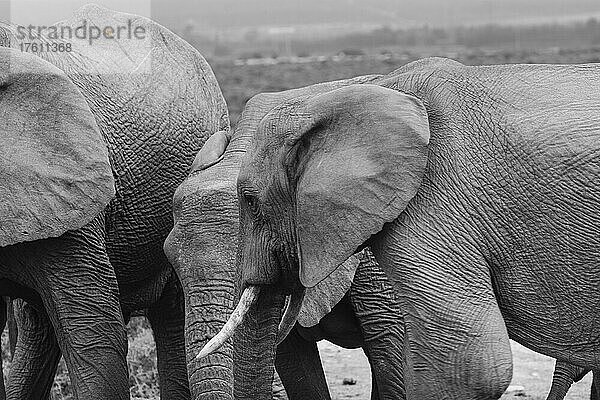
[239,229,281,286]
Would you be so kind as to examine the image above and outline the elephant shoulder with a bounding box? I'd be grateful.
[388,57,465,78]
[378,57,468,103]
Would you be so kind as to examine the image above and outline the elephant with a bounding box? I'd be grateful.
[202,57,600,399]
[0,4,228,399]
[164,74,405,399]
[547,361,599,400]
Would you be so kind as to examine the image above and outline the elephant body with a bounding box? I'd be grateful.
[372,59,600,399]
[0,5,228,399]
[212,57,599,400]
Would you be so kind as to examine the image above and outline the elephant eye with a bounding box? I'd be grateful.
[244,193,260,215]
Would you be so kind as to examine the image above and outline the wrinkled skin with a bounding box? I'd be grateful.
[278,250,404,400]
[165,75,405,399]
[230,57,600,400]
[547,361,599,400]
[0,5,227,399]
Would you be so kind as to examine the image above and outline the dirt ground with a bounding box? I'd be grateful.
[318,340,592,399]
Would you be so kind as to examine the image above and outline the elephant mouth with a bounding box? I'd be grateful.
[196,284,305,359]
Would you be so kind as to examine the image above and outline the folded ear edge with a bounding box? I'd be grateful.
[189,130,231,174]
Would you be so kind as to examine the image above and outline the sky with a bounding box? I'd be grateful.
[3,0,600,30]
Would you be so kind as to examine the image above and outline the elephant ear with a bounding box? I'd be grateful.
[189,130,231,173]
[298,253,359,327]
[0,48,114,247]
[288,84,430,287]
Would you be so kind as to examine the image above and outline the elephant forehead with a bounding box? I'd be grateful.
[237,155,280,193]
[173,174,237,218]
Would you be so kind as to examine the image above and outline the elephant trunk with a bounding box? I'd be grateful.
[233,286,286,399]
[165,180,240,399]
[547,361,587,400]
[180,273,235,399]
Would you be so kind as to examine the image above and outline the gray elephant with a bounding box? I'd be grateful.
[164,75,404,399]
[0,4,227,399]
[203,57,600,399]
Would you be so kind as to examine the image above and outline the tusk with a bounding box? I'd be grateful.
[276,289,305,345]
[196,285,260,359]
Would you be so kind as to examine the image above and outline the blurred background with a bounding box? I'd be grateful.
[2,1,599,399]
[152,0,600,123]
[5,0,600,123]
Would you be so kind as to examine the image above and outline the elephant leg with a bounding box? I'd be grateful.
[373,233,513,400]
[25,218,128,400]
[546,361,588,400]
[275,326,331,400]
[591,370,600,400]
[349,249,404,400]
[0,297,6,400]
[6,299,61,400]
[147,273,190,400]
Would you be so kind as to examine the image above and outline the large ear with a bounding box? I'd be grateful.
[289,84,430,287]
[0,48,114,247]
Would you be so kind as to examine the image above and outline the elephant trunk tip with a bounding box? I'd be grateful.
[196,285,261,360]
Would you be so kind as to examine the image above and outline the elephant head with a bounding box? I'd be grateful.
[166,75,383,398]
[235,83,428,331]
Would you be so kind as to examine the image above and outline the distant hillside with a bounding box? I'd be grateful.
[4,1,600,36]
[151,0,600,30]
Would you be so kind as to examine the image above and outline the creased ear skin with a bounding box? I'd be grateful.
[189,130,231,173]
[0,48,114,247]
[298,253,360,327]
[286,84,430,288]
